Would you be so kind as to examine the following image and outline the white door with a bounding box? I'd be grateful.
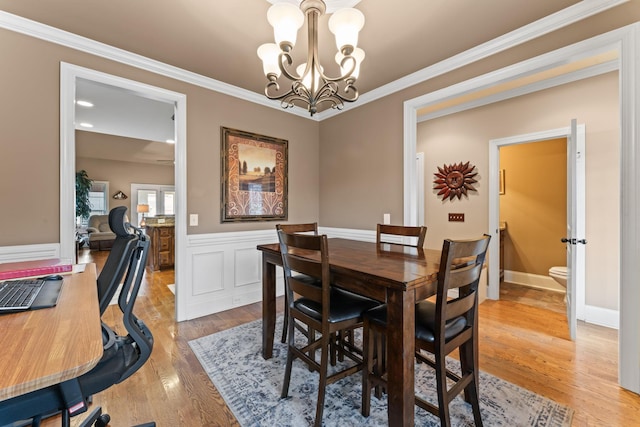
[564,119,586,340]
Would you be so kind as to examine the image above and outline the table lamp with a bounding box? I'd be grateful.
[137,204,149,227]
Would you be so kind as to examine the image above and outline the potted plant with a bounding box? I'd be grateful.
[76,170,93,224]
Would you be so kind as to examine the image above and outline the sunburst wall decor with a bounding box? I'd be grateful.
[433,161,478,200]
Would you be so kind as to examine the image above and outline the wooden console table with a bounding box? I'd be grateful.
[145,224,175,271]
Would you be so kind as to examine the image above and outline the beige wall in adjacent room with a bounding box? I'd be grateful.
[76,157,175,213]
[76,131,175,215]
[417,72,619,311]
[499,139,567,276]
[0,27,319,247]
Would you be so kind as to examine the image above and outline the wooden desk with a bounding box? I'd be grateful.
[257,238,440,427]
[0,264,103,402]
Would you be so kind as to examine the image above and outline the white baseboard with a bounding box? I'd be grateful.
[584,305,619,329]
[504,270,566,293]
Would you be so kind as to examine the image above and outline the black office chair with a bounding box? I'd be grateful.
[98,206,138,315]
[0,214,155,427]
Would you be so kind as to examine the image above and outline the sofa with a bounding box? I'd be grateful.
[87,214,117,250]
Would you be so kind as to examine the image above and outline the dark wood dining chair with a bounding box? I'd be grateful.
[362,234,491,427]
[275,223,318,343]
[277,230,379,427]
[376,224,427,248]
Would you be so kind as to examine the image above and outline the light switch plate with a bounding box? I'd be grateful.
[448,213,465,222]
[190,214,198,226]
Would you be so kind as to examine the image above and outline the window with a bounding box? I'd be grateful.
[131,184,175,225]
[79,181,109,226]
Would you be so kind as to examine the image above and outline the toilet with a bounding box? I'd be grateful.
[548,266,567,288]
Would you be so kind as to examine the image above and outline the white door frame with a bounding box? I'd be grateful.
[416,152,425,226]
[60,62,189,321]
[488,126,586,320]
[404,24,640,393]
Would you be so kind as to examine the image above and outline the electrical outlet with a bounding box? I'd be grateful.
[448,213,465,222]
[383,213,391,224]
[190,214,198,226]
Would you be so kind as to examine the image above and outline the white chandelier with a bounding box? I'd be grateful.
[257,0,365,116]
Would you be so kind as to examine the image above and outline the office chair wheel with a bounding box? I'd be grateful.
[94,413,110,427]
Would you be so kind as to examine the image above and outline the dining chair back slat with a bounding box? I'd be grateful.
[376,224,427,248]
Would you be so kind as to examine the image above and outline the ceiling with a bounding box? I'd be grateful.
[0,0,586,162]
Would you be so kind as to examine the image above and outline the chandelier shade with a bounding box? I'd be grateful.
[257,0,365,116]
[328,7,364,53]
[267,2,304,48]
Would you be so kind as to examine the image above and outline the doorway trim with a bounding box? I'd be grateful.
[403,24,640,392]
[60,62,188,321]
[488,126,586,320]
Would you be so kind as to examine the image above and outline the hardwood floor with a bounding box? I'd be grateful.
[499,281,566,314]
[42,250,639,426]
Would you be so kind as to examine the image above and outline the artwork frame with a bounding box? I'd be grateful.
[220,127,288,222]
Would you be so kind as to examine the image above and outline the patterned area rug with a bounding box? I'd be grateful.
[189,317,573,427]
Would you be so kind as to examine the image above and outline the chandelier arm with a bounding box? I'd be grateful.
[333,81,359,102]
[317,79,359,103]
[278,51,301,82]
[323,54,357,83]
[264,79,296,101]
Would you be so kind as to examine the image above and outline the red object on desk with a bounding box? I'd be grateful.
[0,259,73,280]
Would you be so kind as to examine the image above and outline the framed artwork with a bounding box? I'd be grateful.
[499,169,505,195]
[221,127,288,222]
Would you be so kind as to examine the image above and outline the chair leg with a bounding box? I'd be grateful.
[281,314,296,398]
[280,293,289,344]
[374,330,385,398]
[361,319,372,417]
[434,353,452,427]
[330,332,337,366]
[313,333,331,427]
[460,341,483,426]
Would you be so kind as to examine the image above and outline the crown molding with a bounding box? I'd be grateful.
[317,0,628,120]
[0,0,627,123]
[0,10,316,121]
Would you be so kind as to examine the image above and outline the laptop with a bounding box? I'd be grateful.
[0,277,63,313]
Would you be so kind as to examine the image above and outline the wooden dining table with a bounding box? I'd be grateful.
[257,238,441,426]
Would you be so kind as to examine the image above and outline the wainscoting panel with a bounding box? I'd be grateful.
[0,243,61,262]
[184,229,280,320]
[234,248,260,288]
[191,250,225,296]
[181,228,376,320]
